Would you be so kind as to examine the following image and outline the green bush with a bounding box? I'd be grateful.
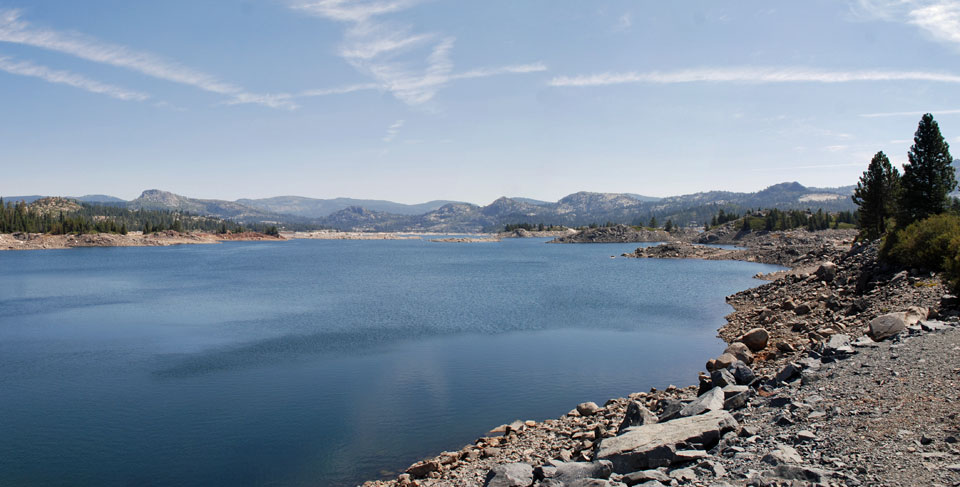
[882,213,960,272]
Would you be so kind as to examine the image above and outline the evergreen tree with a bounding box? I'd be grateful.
[648,216,658,228]
[852,151,901,240]
[664,219,674,232]
[899,113,955,225]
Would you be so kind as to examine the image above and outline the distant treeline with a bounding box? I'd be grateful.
[503,223,566,232]
[731,208,858,232]
[0,198,277,235]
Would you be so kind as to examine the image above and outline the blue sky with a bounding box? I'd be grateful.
[1,0,959,204]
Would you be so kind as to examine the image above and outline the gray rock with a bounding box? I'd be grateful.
[713,353,738,369]
[721,384,749,399]
[797,356,822,370]
[680,387,724,417]
[868,313,907,341]
[852,335,878,348]
[621,469,669,485]
[697,459,727,477]
[795,430,817,443]
[484,463,534,487]
[668,467,697,482]
[565,480,627,487]
[537,460,613,482]
[794,303,812,315]
[902,306,928,325]
[771,464,834,482]
[941,294,959,308]
[673,450,708,462]
[618,401,658,433]
[761,445,803,465]
[657,398,684,422]
[739,327,770,352]
[723,342,754,365]
[597,410,739,473]
[730,361,756,386]
[710,368,737,388]
[920,320,950,332]
[816,261,838,282]
[774,362,801,384]
[577,402,602,416]
[406,460,441,478]
[723,390,753,410]
[823,333,853,355]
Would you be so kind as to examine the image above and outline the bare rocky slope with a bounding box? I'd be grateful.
[361,229,960,487]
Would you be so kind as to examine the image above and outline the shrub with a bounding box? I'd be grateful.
[882,213,960,273]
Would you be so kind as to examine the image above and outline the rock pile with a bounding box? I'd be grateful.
[549,225,671,244]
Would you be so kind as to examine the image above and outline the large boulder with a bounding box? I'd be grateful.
[484,463,534,487]
[724,342,754,365]
[618,401,658,433]
[868,313,907,341]
[577,402,602,416]
[815,262,838,282]
[739,327,769,352]
[596,410,739,473]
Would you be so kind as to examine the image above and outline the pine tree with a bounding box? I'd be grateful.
[899,113,955,225]
[852,151,901,240]
[648,216,658,228]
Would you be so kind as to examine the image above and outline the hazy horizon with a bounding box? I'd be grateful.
[2,1,958,204]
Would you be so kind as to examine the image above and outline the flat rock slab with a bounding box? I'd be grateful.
[596,410,739,473]
[484,463,534,487]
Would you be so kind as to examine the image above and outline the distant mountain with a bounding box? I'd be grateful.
[625,193,662,202]
[311,183,858,232]
[128,190,282,222]
[2,194,125,205]
[4,181,861,233]
[236,195,461,218]
[72,194,126,204]
[509,197,555,206]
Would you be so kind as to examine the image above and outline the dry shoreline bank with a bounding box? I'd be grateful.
[361,228,960,487]
[0,230,284,251]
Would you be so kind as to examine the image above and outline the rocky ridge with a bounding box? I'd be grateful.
[361,229,960,487]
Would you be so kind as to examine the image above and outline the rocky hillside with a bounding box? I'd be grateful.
[548,224,672,243]
[237,195,461,218]
[26,197,82,216]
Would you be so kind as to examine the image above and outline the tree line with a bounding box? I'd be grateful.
[850,113,960,291]
[0,200,271,235]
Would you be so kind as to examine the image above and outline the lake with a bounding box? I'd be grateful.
[0,238,781,486]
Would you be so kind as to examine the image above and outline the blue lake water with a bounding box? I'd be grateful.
[0,238,781,486]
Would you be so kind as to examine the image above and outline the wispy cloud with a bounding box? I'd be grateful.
[616,13,632,31]
[290,0,545,106]
[299,82,382,97]
[860,108,960,117]
[824,145,849,152]
[852,0,960,50]
[0,9,294,109]
[382,119,404,142]
[548,67,960,87]
[0,55,149,101]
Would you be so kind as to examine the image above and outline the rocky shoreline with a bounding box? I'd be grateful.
[0,230,285,251]
[361,229,960,487]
